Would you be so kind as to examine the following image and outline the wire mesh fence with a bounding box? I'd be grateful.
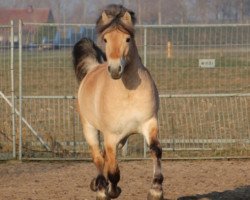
[0,22,249,160]
[0,22,15,160]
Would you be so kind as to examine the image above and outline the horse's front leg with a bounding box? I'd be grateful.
[89,145,110,200]
[104,141,122,199]
[142,118,164,200]
[82,123,110,200]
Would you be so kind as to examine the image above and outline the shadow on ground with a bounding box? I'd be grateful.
[177,185,250,200]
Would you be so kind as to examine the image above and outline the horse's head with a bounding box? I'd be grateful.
[102,16,131,79]
[96,5,136,79]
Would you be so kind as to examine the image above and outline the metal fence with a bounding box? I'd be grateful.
[0,21,15,160]
[0,21,249,160]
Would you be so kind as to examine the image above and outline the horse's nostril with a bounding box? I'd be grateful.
[108,66,111,73]
[118,66,122,73]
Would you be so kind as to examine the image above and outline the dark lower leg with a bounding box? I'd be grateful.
[105,145,121,199]
[108,168,121,198]
[89,145,108,193]
[147,140,164,200]
[108,167,120,186]
[150,141,164,187]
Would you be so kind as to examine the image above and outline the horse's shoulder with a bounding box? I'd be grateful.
[84,63,107,80]
[90,63,107,74]
[79,63,106,91]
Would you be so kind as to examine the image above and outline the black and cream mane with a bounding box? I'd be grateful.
[96,4,136,37]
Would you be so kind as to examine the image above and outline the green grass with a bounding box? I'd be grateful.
[1,47,249,95]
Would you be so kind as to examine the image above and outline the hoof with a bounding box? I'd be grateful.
[96,189,111,200]
[108,186,121,199]
[147,188,164,200]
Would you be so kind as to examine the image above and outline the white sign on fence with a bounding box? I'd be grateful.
[199,59,215,68]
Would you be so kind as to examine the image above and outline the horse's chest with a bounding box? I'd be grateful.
[110,111,143,135]
[119,92,152,115]
[104,93,154,133]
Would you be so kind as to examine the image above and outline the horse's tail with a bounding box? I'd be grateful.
[72,38,106,83]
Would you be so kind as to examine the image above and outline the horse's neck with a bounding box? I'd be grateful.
[122,41,144,90]
[127,41,143,70]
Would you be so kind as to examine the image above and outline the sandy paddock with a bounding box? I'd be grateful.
[0,160,250,200]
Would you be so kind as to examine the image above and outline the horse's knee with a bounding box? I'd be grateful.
[92,154,105,171]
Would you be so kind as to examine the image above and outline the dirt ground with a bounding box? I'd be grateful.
[0,160,249,200]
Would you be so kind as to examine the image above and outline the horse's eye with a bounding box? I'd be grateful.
[104,38,107,43]
[126,38,130,43]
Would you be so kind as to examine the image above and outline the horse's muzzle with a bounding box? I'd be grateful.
[108,65,123,79]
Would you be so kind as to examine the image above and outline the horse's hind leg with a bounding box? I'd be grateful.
[142,118,164,200]
[83,123,110,200]
[104,142,121,199]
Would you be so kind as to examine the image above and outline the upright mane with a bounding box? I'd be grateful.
[96,4,136,37]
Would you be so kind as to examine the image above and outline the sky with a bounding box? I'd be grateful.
[0,0,249,24]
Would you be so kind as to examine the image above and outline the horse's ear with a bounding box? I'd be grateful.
[121,11,132,25]
[101,11,111,24]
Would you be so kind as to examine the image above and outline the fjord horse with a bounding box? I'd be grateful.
[73,4,164,200]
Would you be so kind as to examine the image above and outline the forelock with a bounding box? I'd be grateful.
[96,4,136,37]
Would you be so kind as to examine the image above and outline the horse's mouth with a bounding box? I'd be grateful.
[110,72,122,80]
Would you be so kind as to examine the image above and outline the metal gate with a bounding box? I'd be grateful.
[1,21,250,160]
[19,21,88,160]
[146,24,250,159]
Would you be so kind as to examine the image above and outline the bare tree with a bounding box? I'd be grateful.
[160,0,187,24]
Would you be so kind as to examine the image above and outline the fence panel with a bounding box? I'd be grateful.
[18,23,250,160]
[0,22,15,160]
[18,23,90,159]
[143,25,250,158]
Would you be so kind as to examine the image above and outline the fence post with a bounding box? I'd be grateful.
[143,26,147,158]
[10,20,16,159]
[18,20,23,160]
[143,26,147,66]
[167,41,173,59]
